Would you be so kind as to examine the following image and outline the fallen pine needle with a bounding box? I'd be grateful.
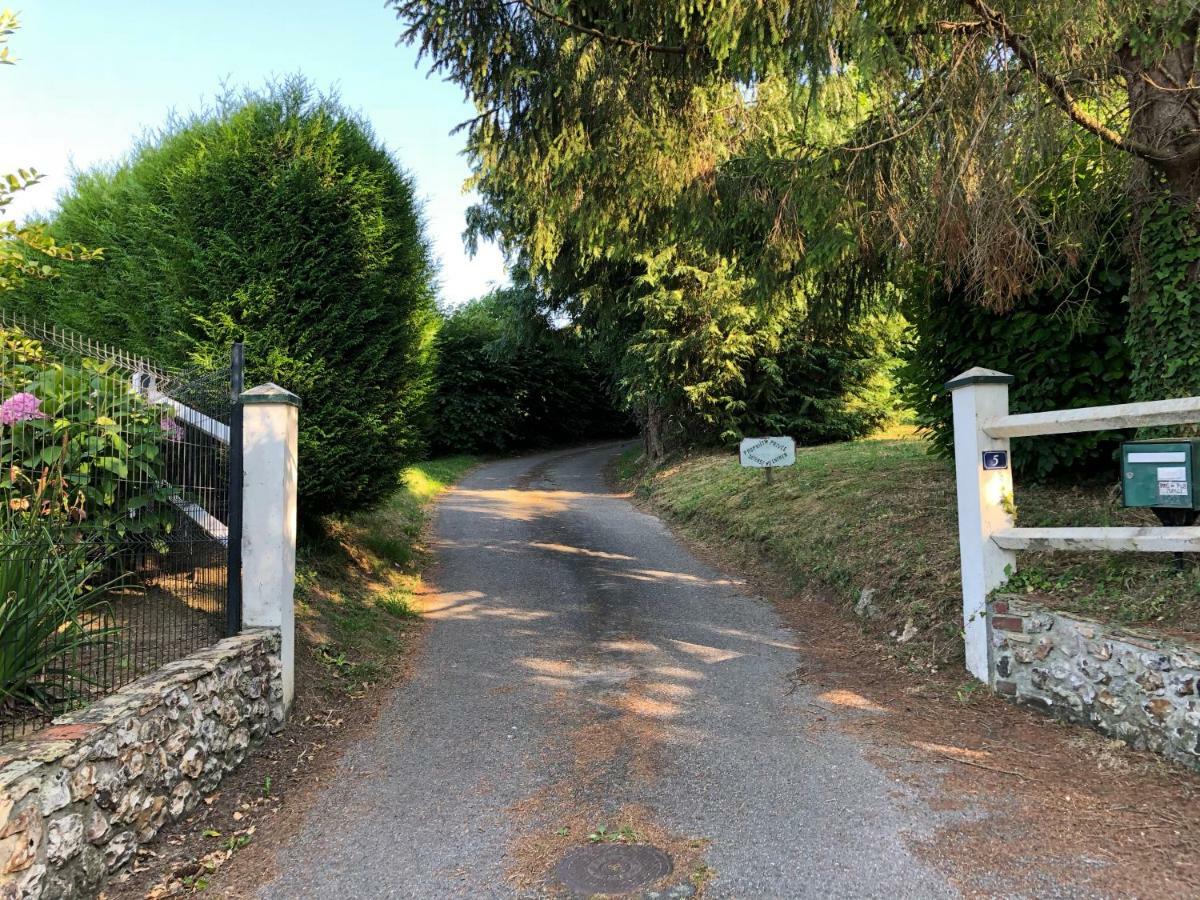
[925,749,1030,780]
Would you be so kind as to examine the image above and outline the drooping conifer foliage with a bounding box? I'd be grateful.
[395,1,1199,432]
[395,3,934,455]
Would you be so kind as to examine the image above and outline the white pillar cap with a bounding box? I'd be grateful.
[240,382,301,408]
[945,368,1014,391]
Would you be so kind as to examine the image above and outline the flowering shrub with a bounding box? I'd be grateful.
[0,392,47,425]
[159,416,185,443]
[0,327,173,538]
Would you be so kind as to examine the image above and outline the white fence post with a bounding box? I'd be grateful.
[947,367,1016,683]
[240,383,300,712]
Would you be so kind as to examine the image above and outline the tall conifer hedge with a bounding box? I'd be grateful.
[20,80,438,517]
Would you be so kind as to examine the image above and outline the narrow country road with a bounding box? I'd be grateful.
[262,444,970,898]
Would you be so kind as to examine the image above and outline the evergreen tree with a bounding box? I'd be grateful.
[21,80,438,518]
[394,1,1198,405]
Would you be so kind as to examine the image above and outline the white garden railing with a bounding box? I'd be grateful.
[132,371,231,443]
[947,367,1200,682]
[132,371,232,545]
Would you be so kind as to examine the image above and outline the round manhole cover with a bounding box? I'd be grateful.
[554,844,673,894]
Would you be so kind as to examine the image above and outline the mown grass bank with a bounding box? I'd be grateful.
[623,436,1200,670]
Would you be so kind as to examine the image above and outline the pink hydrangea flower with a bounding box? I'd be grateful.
[160,416,185,443]
[0,392,48,425]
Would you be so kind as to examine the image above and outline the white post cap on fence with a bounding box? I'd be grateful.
[946,367,1016,683]
[240,383,300,713]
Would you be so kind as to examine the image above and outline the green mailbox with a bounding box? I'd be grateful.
[1121,439,1200,517]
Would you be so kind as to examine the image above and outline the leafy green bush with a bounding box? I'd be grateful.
[0,327,173,537]
[433,301,524,452]
[1127,193,1200,405]
[432,286,628,454]
[19,79,438,517]
[900,262,1131,481]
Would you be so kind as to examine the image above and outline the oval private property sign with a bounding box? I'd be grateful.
[739,436,796,468]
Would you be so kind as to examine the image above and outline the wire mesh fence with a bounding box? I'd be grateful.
[0,310,238,741]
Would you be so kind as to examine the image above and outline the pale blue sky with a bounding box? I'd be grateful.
[2,1,508,307]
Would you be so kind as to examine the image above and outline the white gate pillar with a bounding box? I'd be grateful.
[947,368,1016,682]
[240,383,300,712]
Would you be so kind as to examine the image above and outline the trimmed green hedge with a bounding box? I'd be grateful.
[432,287,629,454]
[19,80,438,517]
[901,261,1131,481]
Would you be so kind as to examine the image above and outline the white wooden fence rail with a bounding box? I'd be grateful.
[992,526,1200,553]
[984,396,1200,439]
[948,367,1200,682]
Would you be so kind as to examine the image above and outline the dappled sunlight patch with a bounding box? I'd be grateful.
[516,658,636,690]
[910,740,989,762]
[618,693,681,719]
[420,589,485,616]
[518,657,577,677]
[529,541,636,561]
[669,639,744,664]
[628,567,740,587]
[643,681,695,700]
[426,537,528,555]
[401,467,444,503]
[441,487,591,522]
[423,590,554,622]
[651,664,705,682]
[815,689,888,713]
[704,624,800,651]
[604,570,667,584]
[297,617,332,647]
[598,638,658,653]
[484,606,554,621]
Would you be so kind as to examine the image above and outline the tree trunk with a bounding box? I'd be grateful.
[1121,16,1200,404]
[643,401,666,462]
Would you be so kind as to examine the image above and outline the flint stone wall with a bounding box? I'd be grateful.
[0,629,283,899]
[990,595,1200,769]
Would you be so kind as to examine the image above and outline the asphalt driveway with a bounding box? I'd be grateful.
[261,444,963,898]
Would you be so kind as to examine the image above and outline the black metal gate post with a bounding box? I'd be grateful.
[225,342,245,636]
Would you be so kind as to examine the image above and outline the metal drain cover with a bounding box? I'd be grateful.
[554,844,673,894]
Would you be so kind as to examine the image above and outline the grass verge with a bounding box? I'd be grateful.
[622,436,1200,671]
[293,454,479,686]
